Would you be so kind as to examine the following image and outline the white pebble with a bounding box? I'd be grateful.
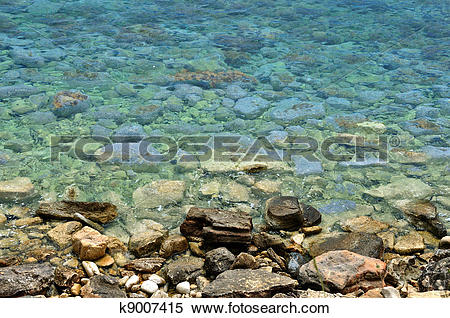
[125,275,140,290]
[141,280,159,294]
[176,281,190,294]
[147,274,166,285]
[82,261,100,277]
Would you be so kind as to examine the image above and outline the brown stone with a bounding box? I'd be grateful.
[36,201,118,224]
[230,252,257,269]
[124,257,165,273]
[13,217,42,227]
[0,213,6,225]
[180,207,252,245]
[0,177,35,202]
[128,229,168,257]
[54,266,82,288]
[393,200,447,238]
[264,196,303,230]
[95,254,115,267]
[298,250,387,294]
[341,216,389,234]
[439,236,450,249]
[159,235,188,258]
[72,226,109,260]
[47,221,83,248]
[394,232,425,255]
[302,226,322,236]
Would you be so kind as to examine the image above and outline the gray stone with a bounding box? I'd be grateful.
[165,256,205,284]
[268,98,325,125]
[204,247,235,276]
[234,96,270,119]
[226,84,248,100]
[202,269,298,297]
[395,90,427,105]
[84,274,126,298]
[0,85,42,100]
[0,263,54,297]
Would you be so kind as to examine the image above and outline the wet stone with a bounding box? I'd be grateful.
[128,228,168,258]
[133,180,186,209]
[0,177,35,202]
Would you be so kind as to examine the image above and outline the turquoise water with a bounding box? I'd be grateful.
[0,0,449,249]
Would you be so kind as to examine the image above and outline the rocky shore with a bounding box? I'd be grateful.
[0,193,448,298]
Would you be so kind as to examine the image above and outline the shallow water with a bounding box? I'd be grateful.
[0,0,449,249]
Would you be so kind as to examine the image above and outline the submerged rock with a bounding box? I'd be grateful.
[47,221,83,248]
[202,269,298,297]
[233,96,270,119]
[364,178,433,201]
[392,200,447,238]
[308,232,384,259]
[0,85,42,100]
[393,232,425,255]
[133,180,186,209]
[51,90,90,118]
[36,201,118,224]
[297,250,386,294]
[269,98,325,125]
[0,263,54,297]
[341,216,389,234]
[0,177,35,202]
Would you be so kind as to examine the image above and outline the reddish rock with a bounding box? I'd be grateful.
[297,250,387,294]
[72,226,109,261]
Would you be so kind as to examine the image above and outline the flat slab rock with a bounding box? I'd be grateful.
[0,263,54,297]
[36,201,118,224]
[180,207,252,245]
[202,269,298,297]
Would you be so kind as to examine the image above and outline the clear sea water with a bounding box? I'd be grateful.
[0,0,448,250]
